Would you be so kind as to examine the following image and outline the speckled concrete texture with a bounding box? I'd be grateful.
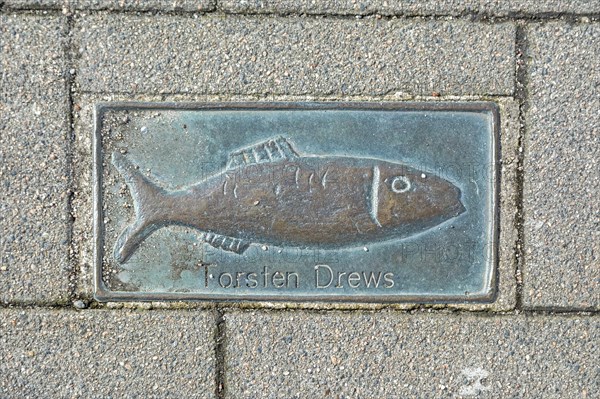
[0,308,216,398]
[5,0,599,15]
[523,23,600,309]
[489,99,520,311]
[1,2,599,397]
[74,15,515,96]
[3,0,64,8]
[71,0,215,11]
[219,0,600,16]
[225,310,599,398]
[0,15,71,304]
[4,0,215,11]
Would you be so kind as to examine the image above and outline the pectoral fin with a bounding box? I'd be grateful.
[199,232,250,254]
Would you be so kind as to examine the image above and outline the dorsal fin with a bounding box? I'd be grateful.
[198,232,250,254]
[226,137,298,170]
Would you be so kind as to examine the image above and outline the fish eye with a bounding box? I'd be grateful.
[391,176,411,193]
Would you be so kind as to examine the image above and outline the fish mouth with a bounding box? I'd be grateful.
[454,198,467,216]
[445,183,466,217]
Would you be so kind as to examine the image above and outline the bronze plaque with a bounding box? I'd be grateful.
[93,102,498,303]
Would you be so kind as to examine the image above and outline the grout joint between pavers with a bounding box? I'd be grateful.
[0,5,599,23]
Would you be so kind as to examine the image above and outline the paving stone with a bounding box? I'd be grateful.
[2,0,64,8]
[70,0,215,11]
[219,0,600,16]
[0,308,216,398]
[225,310,599,398]
[0,15,70,304]
[492,99,519,311]
[75,14,515,96]
[70,93,518,311]
[523,23,600,309]
[6,0,597,15]
[3,0,215,11]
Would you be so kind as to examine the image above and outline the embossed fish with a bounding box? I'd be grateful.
[112,137,465,263]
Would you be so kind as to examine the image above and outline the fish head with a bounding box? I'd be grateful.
[374,162,465,233]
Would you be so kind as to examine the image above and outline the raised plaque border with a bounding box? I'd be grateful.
[93,102,500,303]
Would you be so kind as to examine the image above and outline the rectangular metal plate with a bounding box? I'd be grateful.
[94,102,498,303]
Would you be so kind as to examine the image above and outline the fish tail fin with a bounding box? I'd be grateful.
[111,151,167,263]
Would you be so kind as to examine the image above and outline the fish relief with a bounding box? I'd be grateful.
[112,137,465,263]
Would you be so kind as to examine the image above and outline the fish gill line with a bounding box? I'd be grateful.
[321,168,329,188]
[370,165,383,227]
[294,167,300,188]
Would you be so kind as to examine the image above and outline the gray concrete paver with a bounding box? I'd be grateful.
[0,15,71,304]
[219,0,600,16]
[523,23,600,309]
[0,308,216,398]
[5,0,599,15]
[4,0,215,11]
[69,95,518,312]
[75,14,515,96]
[226,310,599,398]
[71,0,215,11]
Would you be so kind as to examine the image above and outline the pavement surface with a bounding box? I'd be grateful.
[226,310,598,398]
[0,1,598,398]
[0,308,216,398]
[523,23,599,309]
[74,15,514,96]
[0,15,71,304]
